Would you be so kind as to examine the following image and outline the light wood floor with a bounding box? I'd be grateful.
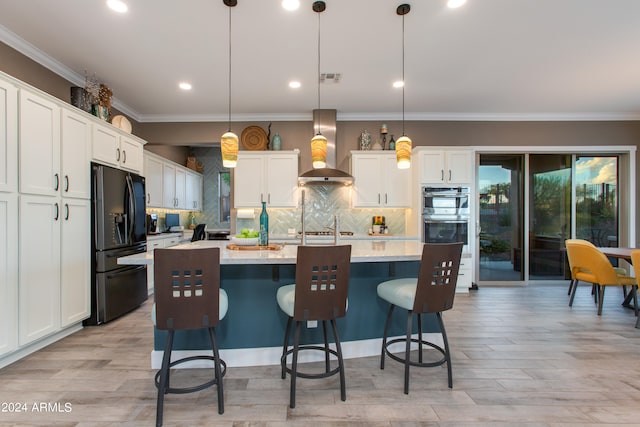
[1,282,640,426]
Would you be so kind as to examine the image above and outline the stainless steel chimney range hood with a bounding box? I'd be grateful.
[298,109,354,186]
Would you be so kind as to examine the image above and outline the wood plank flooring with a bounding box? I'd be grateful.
[1,282,640,426]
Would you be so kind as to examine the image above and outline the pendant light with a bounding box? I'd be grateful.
[221,0,239,168]
[310,0,327,169]
[396,3,412,169]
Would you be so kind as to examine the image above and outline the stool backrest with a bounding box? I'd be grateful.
[414,242,463,313]
[154,247,221,330]
[293,245,352,321]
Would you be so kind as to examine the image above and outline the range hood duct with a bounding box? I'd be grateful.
[298,109,353,185]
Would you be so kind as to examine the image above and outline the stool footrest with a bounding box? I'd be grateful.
[383,337,446,368]
[155,355,227,395]
[281,345,341,379]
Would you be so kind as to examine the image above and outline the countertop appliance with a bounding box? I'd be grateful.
[86,163,148,325]
[147,213,159,234]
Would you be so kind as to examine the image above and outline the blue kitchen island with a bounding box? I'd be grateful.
[118,239,454,368]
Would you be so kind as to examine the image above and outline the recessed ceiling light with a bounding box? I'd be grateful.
[289,81,301,89]
[282,0,300,11]
[447,0,467,8]
[107,0,128,13]
[393,80,404,88]
[179,82,192,90]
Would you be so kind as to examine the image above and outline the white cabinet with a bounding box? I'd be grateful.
[162,162,177,208]
[60,198,91,327]
[144,153,164,207]
[19,195,61,345]
[146,233,182,295]
[19,89,60,196]
[186,171,203,211]
[351,152,411,208]
[145,151,202,211]
[0,79,17,193]
[456,258,472,293]
[234,151,299,208]
[418,149,472,185]
[61,108,92,199]
[92,123,144,174]
[175,167,186,209]
[0,193,18,357]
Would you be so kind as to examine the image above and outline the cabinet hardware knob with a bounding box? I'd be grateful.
[65,203,69,220]
[123,150,127,163]
[54,203,59,220]
[64,175,69,192]
[54,173,59,191]
[116,148,121,161]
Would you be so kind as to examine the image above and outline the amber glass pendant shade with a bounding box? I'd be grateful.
[221,131,239,168]
[311,133,327,169]
[395,135,412,169]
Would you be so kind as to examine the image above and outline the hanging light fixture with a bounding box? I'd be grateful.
[396,3,412,169]
[221,0,239,168]
[310,0,327,169]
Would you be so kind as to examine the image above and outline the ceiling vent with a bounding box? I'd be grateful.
[320,73,342,83]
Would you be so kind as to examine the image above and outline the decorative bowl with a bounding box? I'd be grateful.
[231,236,259,246]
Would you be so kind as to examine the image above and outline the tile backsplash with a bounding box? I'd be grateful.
[236,186,408,235]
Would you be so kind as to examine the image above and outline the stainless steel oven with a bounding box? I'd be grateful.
[422,186,470,247]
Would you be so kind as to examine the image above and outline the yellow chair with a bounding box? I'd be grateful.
[565,239,627,297]
[629,250,640,328]
[565,239,638,315]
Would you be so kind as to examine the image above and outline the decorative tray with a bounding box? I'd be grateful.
[241,125,268,150]
[227,243,284,251]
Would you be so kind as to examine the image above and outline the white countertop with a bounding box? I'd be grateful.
[120,239,436,266]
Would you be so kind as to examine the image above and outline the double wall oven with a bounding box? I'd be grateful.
[422,186,470,250]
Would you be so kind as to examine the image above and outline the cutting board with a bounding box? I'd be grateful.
[227,243,284,251]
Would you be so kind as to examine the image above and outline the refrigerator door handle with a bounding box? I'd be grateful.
[106,265,146,280]
[125,174,136,245]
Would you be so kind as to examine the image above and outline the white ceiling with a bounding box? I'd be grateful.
[1,0,640,123]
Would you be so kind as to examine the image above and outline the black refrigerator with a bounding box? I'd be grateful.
[86,162,148,325]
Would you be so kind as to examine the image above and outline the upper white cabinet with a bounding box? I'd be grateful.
[19,89,61,196]
[92,123,144,174]
[351,152,411,208]
[186,170,203,211]
[162,162,177,208]
[61,108,92,199]
[0,79,17,193]
[144,153,164,207]
[418,149,472,185]
[144,151,202,211]
[234,151,299,208]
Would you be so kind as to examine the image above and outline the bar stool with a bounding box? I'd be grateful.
[153,247,228,426]
[377,242,463,394]
[276,244,352,408]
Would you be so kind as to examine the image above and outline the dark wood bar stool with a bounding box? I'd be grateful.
[276,244,352,408]
[153,247,228,426]
[377,242,463,394]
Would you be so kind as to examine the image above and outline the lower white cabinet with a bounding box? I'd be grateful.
[18,195,90,345]
[60,198,91,327]
[0,193,18,357]
[146,234,182,294]
[19,195,61,345]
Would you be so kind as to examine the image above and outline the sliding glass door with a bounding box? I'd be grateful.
[478,153,620,283]
[478,155,524,281]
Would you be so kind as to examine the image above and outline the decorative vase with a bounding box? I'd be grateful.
[359,130,371,150]
[271,133,282,150]
[92,105,109,121]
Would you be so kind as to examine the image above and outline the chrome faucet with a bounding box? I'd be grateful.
[301,189,307,245]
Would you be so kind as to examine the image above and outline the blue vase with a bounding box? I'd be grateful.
[271,133,282,151]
